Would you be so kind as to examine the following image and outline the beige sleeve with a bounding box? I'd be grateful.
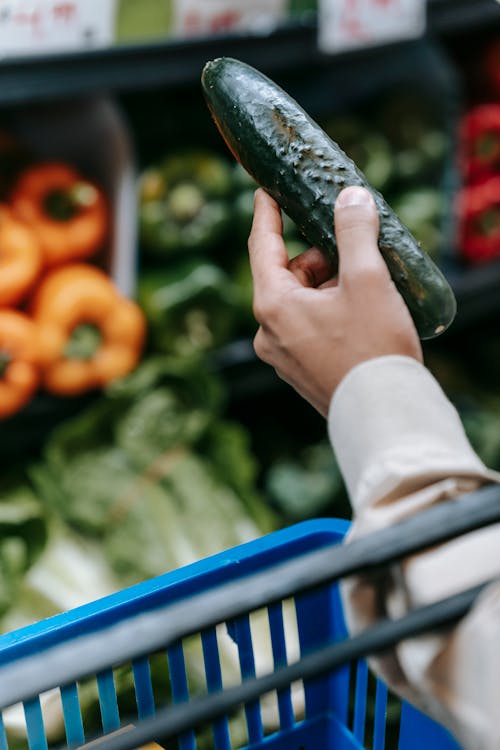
[328,355,500,750]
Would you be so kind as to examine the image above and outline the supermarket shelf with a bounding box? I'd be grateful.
[0,22,320,106]
[429,0,500,35]
[448,261,500,331]
[1,1,500,106]
[213,263,500,383]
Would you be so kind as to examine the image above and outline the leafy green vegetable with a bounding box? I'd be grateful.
[392,187,444,258]
[3,521,120,633]
[103,473,188,582]
[32,448,134,535]
[1,521,122,746]
[200,420,277,531]
[266,440,347,520]
[461,399,500,470]
[107,354,223,411]
[0,478,47,616]
[138,261,239,357]
[105,452,273,584]
[25,354,275,592]
[0,348,280,747]
[115,388,210,471]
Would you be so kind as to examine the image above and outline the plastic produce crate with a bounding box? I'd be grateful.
[0,519,463,750]
[0,94,138,462]
[8,95,137,298]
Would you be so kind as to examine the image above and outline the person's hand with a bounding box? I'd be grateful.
[248,186,423,417]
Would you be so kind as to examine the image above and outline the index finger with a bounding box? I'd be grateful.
[248,189,292,293]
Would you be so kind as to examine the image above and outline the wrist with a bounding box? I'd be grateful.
[330,354,424,414]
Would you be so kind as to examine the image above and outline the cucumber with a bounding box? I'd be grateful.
[201,57,456,340]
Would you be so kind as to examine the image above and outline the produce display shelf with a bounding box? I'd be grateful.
[0,22,319,106]
[429,0,500,35]
[448,261,500,330]
[1,1,500,106]
[213,262,500,383]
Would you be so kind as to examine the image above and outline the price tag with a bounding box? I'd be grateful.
[318,0,427,54]
[0,0,116,58]
[172,0,288,38]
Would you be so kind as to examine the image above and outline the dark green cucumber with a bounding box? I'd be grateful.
[201,57,456,340]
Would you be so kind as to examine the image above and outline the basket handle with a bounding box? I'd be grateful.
[76,579,492,750]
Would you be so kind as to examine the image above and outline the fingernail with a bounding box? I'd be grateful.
[336,186,373,208]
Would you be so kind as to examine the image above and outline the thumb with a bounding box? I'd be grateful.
[334,186,388,285]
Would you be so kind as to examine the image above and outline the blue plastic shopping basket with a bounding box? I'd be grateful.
[0,515,471,750]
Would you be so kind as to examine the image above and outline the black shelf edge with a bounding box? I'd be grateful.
[212,263,500,379]
[448,261,500,330]
[429,0,500,35]
[0,1,500,105]
[0,22,320,106]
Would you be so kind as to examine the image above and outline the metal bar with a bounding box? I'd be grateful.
[75,581,489,750]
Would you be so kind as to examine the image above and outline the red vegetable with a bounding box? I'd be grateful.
[459,104,500,183]
[458,176,500,263]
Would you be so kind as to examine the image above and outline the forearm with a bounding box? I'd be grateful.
[328,355,500,749]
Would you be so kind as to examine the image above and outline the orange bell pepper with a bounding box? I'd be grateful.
[0,206,42,307]
[32,264,146,396]
[10,162,108,266]
[0,309,41,419]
